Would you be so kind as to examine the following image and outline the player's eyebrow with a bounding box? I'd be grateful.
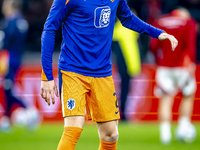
[65,0,70,5]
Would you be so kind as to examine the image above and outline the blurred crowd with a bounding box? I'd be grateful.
[0,0,199,61]
[0,0,61,51]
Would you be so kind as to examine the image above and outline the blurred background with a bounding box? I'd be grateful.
[0,0,200,150]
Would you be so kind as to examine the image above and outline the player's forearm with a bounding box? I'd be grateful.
[41,30,56,81]
[121,14,164,38]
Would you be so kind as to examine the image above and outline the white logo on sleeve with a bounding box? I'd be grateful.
[67,99,76,110]
[94,6,111,28]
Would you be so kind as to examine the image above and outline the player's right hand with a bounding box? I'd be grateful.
[40,80,59,106]
[158,32,178,51]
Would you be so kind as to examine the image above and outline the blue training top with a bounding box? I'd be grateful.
[41,0,164,80]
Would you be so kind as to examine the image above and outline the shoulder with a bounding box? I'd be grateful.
[156,14,187,29]
[52,0,67,5]
[187,18,197,26]
[50,0,67,10]
[52,0,78,6]
[186,18,198,32]
[51,0,79,10]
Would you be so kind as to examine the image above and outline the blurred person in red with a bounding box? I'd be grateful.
[150,8,198,144]
[112,7,141,121]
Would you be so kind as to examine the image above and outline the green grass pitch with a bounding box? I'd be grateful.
[0,122,200,150]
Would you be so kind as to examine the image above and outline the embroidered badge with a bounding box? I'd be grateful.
[67,99,76,110]
[94,6,111,28]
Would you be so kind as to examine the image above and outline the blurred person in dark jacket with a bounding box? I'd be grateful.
[112,8,141,121]
[0,0,29,132]
[127,0,162,62]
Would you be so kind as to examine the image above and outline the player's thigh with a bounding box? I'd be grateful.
[88,76,120,122]
[64,116,85,128]
[60,70,89,118]
[176,70,197,96]
[97,120,119,141]
[155,67,175,96]
[182,78,196,96]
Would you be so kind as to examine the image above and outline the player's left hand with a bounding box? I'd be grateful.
[158,32,178,51]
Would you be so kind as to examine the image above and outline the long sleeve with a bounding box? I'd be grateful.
[183,19,197,63]
[41,0,78,80]
[149,21,160,55]
[3,20,15,50]
[116,0,164,39]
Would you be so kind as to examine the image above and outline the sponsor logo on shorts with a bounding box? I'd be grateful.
[114,92,119,115]
[67,99,76,110]
[115,98,119,108]
[115,110,119,114]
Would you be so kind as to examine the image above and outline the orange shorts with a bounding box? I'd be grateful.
[59,70,120,122]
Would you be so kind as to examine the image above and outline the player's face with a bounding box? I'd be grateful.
[2,0,13,16]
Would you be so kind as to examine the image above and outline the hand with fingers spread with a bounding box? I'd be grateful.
[40,80,59,106]
[158,32,178,51]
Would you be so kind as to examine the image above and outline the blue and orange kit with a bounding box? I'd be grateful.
[41,0,164,80]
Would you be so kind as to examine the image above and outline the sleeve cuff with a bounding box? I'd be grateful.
[41,69,50,81]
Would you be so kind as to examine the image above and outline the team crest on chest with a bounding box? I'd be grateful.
[94,6,111,28]
[67,99,76,110]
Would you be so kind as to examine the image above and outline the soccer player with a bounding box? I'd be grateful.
[150,8,197,144]
[40,0,178,149]
[0,0,29,132]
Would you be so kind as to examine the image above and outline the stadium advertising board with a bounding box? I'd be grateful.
[0,64,200,122]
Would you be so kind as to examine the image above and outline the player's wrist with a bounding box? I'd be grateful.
[41,69,54,81]
[158,32,167,40]
[157,30,165,39]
